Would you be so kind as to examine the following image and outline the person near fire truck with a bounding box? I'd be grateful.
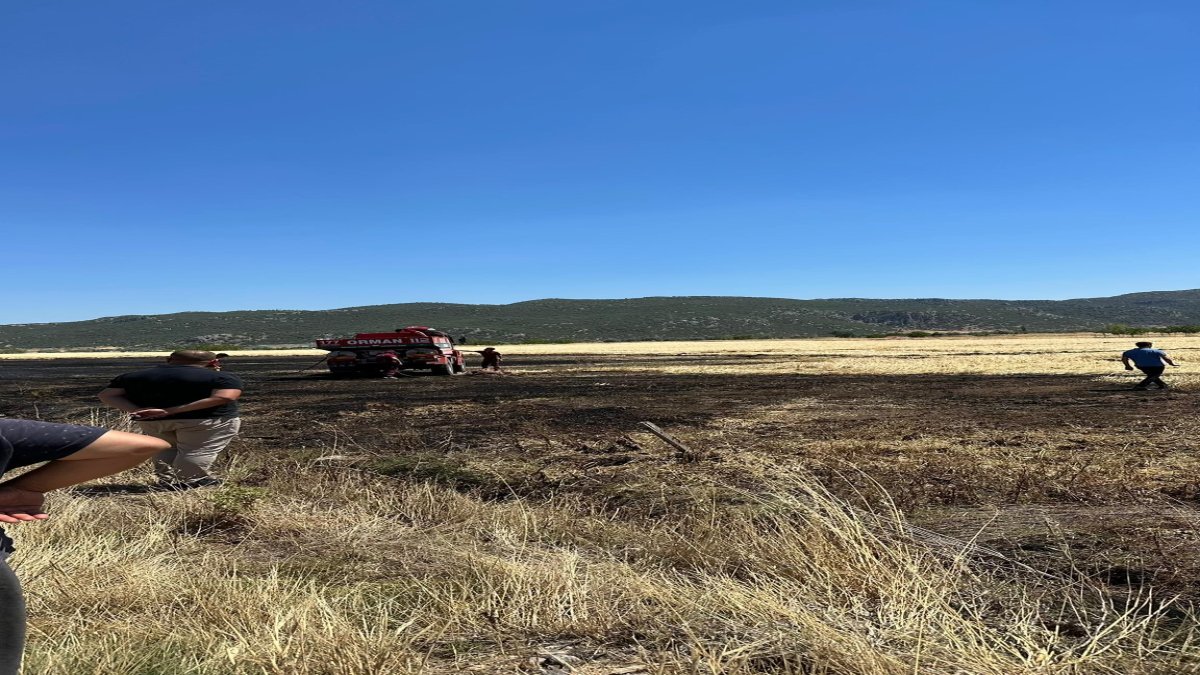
[477,347,503,372]
[375,351,403,378]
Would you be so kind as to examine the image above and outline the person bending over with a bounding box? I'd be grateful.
[375,351,403,378]
[477,347,503,372]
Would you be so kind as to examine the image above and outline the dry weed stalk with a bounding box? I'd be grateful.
[11,459,1197,674]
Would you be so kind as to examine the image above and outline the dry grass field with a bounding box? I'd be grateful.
[3,334,1200,674]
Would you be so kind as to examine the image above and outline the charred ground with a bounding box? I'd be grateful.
[4,350,1200,606]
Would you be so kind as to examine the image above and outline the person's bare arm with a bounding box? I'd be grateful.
[98,387,143,413]
[1164,355,1178,366]
[134,389,242,420]
[0,431,169,523]
[1121,356,1133,370]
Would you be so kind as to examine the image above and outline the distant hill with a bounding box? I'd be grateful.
[2,290,1200,351]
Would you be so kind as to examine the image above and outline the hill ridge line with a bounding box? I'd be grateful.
[3,290,1200,350]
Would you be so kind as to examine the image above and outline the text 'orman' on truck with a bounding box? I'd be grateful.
[315,327,466,377]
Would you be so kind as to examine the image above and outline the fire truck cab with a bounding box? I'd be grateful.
[315,326,466,377]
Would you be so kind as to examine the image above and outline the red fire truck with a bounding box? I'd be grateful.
[315,326,466,377]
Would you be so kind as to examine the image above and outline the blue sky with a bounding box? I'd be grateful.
[3,1,1198,323]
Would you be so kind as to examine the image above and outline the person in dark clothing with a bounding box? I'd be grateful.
[477,347,503,372]
[98,349,244,488]
[1121,341,1179,390]
[0,419,168,674]
[375,351,403,378]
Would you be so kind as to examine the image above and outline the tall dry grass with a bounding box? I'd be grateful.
[12,459,1197,674]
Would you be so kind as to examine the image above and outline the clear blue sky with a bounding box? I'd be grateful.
[3,1,1198,323]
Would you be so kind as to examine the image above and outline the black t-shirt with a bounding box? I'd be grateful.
[107,365,243,419]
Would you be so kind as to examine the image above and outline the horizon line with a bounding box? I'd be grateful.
[4,287,1199,328]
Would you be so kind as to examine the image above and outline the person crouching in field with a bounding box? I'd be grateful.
[375,351,403,378]
[477,347,503,372]
[1121,341,1179,390]
[0,419,168,674]
[99,349,244,489]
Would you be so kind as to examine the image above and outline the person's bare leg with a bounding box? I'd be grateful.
[0,431,168,521]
